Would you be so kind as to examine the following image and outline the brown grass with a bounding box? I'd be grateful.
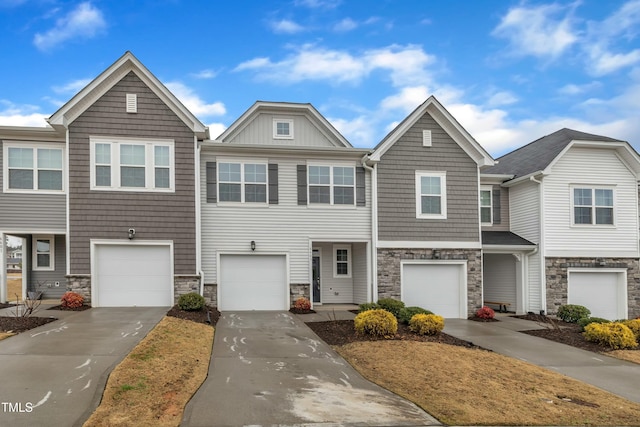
[609,350,640,365]
[337,340,640,426]
[83,316,214,427]
[7,277,22,301]
[0,332,14,341]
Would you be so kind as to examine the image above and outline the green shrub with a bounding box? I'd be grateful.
[398,306,433,324]
[583,322,638,349]
[358,302,379,313]
[621,319,640,342]
[177,292,206,311]
[577,317,610,331]
[376,298,405,319]
[354,309,398,337]
[557,304,591,323]
[409,313,445,336]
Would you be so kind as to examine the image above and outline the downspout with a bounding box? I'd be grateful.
[529,175,545,314]
[361,153,377,302]
[195,137,205,296]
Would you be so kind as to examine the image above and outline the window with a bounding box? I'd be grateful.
[308,165,355,205]
[32,236,54,271]
[573,187,614,225]
[333,245,351,278]
[480,186,493,225]
[416,171,447,219]
[218,162,267,203]
[4,145,63,192]
[90,138,174,191]
[273,118,294,139]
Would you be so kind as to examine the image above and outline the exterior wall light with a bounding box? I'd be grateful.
[433,249,441,259]
[128,228,136,240]
[251,240,256,251]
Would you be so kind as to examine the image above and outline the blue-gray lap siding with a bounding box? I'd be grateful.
[27,235,67,299]
[377,112,480,241]
[67,71,197,274]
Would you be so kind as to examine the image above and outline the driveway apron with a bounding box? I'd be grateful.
[182,311,440,427]
[0,306,167,427]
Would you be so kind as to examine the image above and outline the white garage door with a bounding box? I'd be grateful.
[94,244,172,307]
[568,271,626,320]
[402,263,466,318]
[219,254,287,311]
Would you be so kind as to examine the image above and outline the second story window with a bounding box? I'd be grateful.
[480,186,493,225]
[308,165,355,205]
[573,187,614,225]
[4,145,63,193]
[218,162,267,203]
[416,171,447,219]
[273,118,294,139]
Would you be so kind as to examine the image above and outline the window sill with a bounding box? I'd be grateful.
[3,189,65,195]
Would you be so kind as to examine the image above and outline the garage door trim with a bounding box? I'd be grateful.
[90,239,174,307]
[400,260,467,319]
[567,268,627,320]
[216,251,290,311]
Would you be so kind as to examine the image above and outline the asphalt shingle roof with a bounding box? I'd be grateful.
[482,231,535,246]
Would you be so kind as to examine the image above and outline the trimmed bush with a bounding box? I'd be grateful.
[475,306,495,320]
[354,309,398,337]
[621,319,640,342]
[358,302,379,313]
[583,322,638,350]
[177,292,206,311]
[60,291,84,309]
[577,317,610,331]
[557,304,591,323]
[398,306,433,324]
[293,297,311,311]
[377,298,405,319]
[409,313,445,335]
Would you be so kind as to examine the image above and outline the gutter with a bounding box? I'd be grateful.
[361,153,377,303]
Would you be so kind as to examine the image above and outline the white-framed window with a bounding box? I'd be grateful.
[3,144,64,193]
[218,161,267,203]
[308,164,355,205]
[416,171,447,219]
[32,235,54,271]
[90,137,174,191]
[480,186,493,225]
[273,118,294,139]
[333,244,351,278]
[572,186,614,225]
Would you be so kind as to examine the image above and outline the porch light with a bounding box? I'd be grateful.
[128,228,136,240]
[251,240,256,251]
[433,249,440,259]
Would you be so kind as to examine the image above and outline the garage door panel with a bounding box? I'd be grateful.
[569,271,625,320]
[220,255,287,311]
[402,263,464,318]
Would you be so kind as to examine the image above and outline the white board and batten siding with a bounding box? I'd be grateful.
[509,180,542,312]
[200,155,372,285]
[544,147,639,257]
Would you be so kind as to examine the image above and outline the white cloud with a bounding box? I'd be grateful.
[0,101,48,126]
[294,0,340,9]
[329,115,376,147]
[492,3,578,59]
[269,19,305,34]
[33,2,107,51]
[558,81,601,95]
[207,122,228,139]
[52,78,91,94]
[190,69,217,79]
[164,82,226,118]
[380,86,429,113]
[333,18,358,32]
[486,91,518,107]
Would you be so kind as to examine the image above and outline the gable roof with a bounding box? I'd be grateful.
[47,51,207,138]
[369,96,494,166]
[485,128,640,180]
[215,101,352,148]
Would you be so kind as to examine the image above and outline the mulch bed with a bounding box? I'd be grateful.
[289,308,316,314]
[166,305,220,326]
[47,304,92,311]
[469,316,500,322]
[0,316,57,333]
[306,319,480,348]
[0,303,14,310]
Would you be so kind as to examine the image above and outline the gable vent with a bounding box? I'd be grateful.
[126,94,137,113]
[422,130,432,147]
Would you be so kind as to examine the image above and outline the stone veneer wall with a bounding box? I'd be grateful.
[66,274,92,304]
[174,275,201,301]
[546,257,640,318]
[377,248,482,317]
[203,283,217,306]
[290,283,310,306]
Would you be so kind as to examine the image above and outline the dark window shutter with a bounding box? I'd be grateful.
[492,188,501,224]
[356,166,366,207]
[297,164,307,205]
[206,162,217,203]
[268,163,278,204]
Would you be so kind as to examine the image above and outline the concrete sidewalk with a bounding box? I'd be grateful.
[444,315,640,403]
[0,306,167,427]
[182,311,440,427]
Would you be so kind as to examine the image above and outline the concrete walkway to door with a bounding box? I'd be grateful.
[444,315,640,403]
[182,311,440,427]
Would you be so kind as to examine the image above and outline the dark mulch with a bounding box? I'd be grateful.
[47,304,92,311]
[289,308,316,315]
[0,303,13,309]
[306,319,480,348]
[469,316,500,322]
[0,316,57,333]
[166,305,220,326]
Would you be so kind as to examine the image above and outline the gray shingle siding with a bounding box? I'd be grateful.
[68,72,197,275]
[377,111,480,241]
[28,234,67,299]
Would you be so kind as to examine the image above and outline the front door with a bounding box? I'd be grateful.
[312,250,321,303]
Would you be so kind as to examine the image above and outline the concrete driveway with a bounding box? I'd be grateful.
[182,311,440,427]
[0,306,167,427]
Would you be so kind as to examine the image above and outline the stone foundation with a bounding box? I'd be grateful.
[546,257,640,318]
[203,283,217,306]
[377,248,483,317]
[290,283,310,307]
[174,275,201,303]
[66,274,92,304]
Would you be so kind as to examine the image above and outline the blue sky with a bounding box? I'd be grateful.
[1,0,640,156]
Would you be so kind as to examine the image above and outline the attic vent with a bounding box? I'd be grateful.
[422,129,432,147]
[126,94,137,113]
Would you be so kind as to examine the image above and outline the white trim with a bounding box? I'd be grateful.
[422,129,432,147]
[569,185,616,227]
[483,245,537,253]
[333,244,352,278]
[65,129,70,275]
[195,137,202,277]
[415,171,447,219]
[3,143,66,194]
[273,118,294,139]
[546,249,639,258]
[32,235,55,271]
[307,162,356,206]
[377,240,482,249]
[126,93,137,113]
[90,239,174,308]
[312,246,322,305]
[567,268,628,320]
[0,233,5,304]
[216,159,269,204]
[480,185,493,226]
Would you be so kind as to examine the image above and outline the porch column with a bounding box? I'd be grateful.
[0,233,6,303]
